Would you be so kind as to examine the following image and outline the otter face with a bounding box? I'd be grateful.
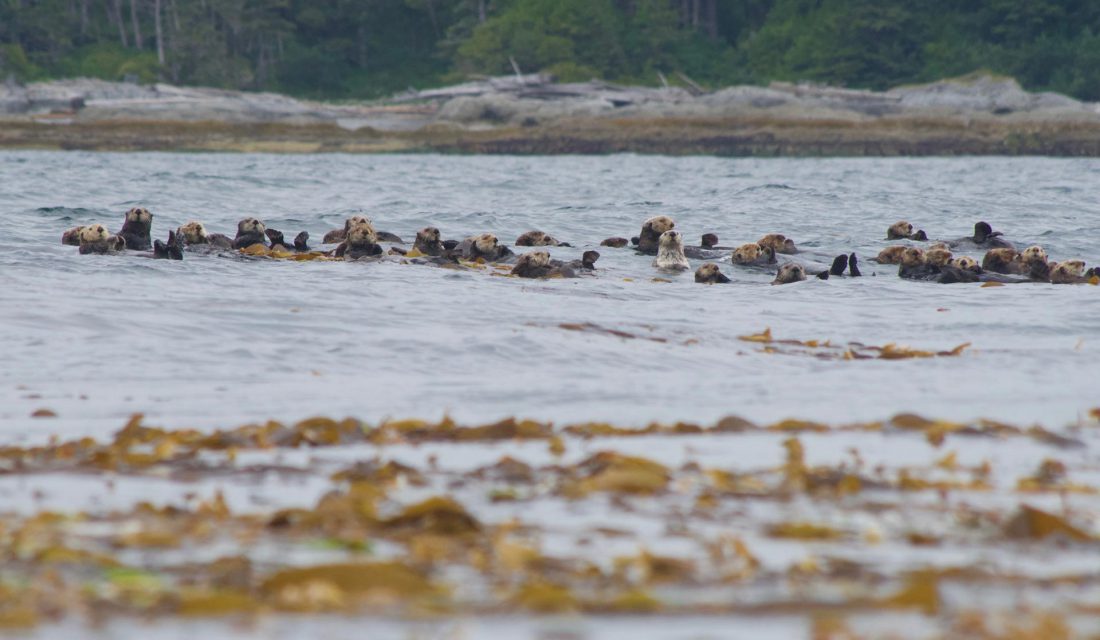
[925,246,953,267]
[731,243,762,264]
[581,250,600,268]
[523,250,551,268]
[658,230,683,250]
[701,233,719,248]
[695,262,730,284]
[474,233,498,254]
[772,263,806,285]
[888,221,913,239]
[900,247,926,268]
[347,223,379,246]
[125,207,152,224]
[345,215,371,232]
[758,233,796,254]
[1020,245,1048,265]
[417,227,441,244]
[876,246,907,264]
[950,255,980,272]
[176,221,208,245]
[642,216,675,238]
[79,224,109,244]
[516,230,555,246]
[1054,260,1087,277]
[238,217,266,235]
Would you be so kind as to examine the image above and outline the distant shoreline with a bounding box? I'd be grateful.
[4,74,1100,156]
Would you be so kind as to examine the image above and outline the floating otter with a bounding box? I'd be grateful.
[925,244,953,268]
[459,233,514,262]
[77,223,126,255]
[549,250,599,274]
[61,225,85,245]
[886,220,928,241]
[897,248,939,280]
[511,251,553,278]
[412,227,446,256]
[601,237,629,248]
[516,230,568,247]
[637,216,675,255]
[340,223,383,260]
[118,207,152,250]
[323,216,402,244]
[757,233,797,255]
[1050,260,1089,284]
[695,262,731,284]
[232,217,267,250]
[981,247,1019,273]
[874,246,908,264]
[731,243,777,266]
[153,230,183,260]
[176,221,233,249]
[949,221,1014,251]
[772,263,808,285]
[653,230,690,271]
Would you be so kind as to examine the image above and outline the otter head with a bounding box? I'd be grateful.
[176,221,208,245]
[1052,259,1087,278]
[125,207,152,225]
[417,227,441,245]
[772,263,806,285]
[876,246,907,264]
[581,250,600,269]
[237,217,265,235]
[344,215,371,232]
[925,246,953,268]
[658,230,684,251]
[695,262,730,284]
[642,215,675,237]
[347,223,379,247]
[782,238,797,254]
[701,233,719,249]
[887,220,913,240]
[1020,245,1048,266]
[523,250,551,268]
[731,243,762,265]
[517,230,554,246]
[950,255,980,273]
[900,247,926,268]
[474,233,499,255]
[79,224,109,244]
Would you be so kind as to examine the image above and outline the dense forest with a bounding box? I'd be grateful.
[2,0,1100,100]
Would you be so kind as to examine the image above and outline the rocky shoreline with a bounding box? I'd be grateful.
[3,74,1100,155]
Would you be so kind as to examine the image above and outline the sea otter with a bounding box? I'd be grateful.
[511,251,553,278]
[176,221,233,249]
[758,233,797,255]
[637,216,675,255]
[700,233,724,250]
[516,230,569,247]
[949,221,1014,251]
[411,227,445,256]
[653,230,690,271]
[341,223,384,260]
[232,218,267,250]
[153,230,184,260]
[61,225,85,245]
[1050,260,1089,284]
[458,233,514,262]
[695,263,731,284]
[731,243,777,266]
[118,207,152,250]
[77,224,126,255]
[924,244,954,268]
[772,263,807,285]
[897,248,939,280]
[322,216,402,244]
[874,246,908,264]
[265,228,310,252]
[601,237,629,248]
[886,220,928,241]
[981,247,1019,273]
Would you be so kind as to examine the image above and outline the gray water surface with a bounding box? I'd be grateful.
[2,152,1098,441]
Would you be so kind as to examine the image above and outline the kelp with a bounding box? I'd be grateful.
[738,328,970,361]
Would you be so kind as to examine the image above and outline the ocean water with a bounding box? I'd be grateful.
[1,152,1098,442]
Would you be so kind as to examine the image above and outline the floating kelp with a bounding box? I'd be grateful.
[738,327,970,361]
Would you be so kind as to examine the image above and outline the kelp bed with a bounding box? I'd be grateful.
[3,408,1100,639]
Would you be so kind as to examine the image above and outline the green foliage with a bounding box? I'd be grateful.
[2,0,1100,100]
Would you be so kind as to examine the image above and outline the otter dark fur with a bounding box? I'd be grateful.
[601,237,629,248]
[153,230,184,260]
[695,263,731,284]
[265,228,311,252]
[119,207,153,250]
[232,218,267,250]
[949,221,1015,251]
[516,230,568,247]
[459,233,514,262]
[413,227,445,256]
[637,216,675,255]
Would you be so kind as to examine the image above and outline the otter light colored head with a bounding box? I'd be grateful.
[79,224,109,244]
[345,215,372,231]
[900,247,926,268]
[876,246,906,264]
[950,255,980,272]
[1020,245,1048,265]
[125,207,152,223]
[731,243,762,264]
[772,263,806,285]
[659,229,683,249]
[238,217,265,234]
[925,246,953,267]
[888,220,913,239]
[177,221,208,244]
[418,227,441,242]
[524,250,551,267]
[643,216,675,236]
[1054,260,1086,276]
[347,223,379,246]
[474,233,498,254]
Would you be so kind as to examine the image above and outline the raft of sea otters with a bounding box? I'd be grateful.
[63,208,1100,285]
